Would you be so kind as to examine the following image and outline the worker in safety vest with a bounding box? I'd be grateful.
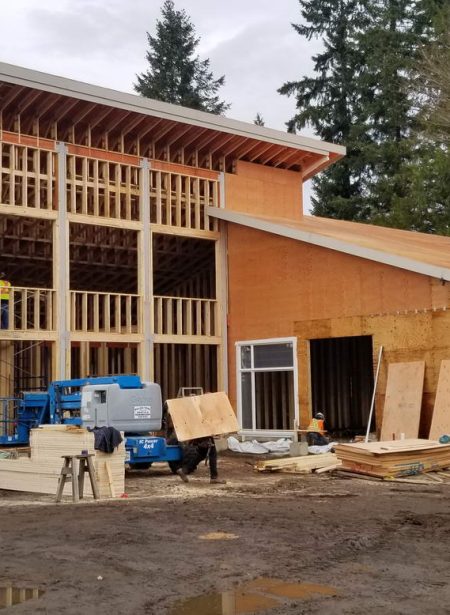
[0,272,11,329]
[306,412,329,447]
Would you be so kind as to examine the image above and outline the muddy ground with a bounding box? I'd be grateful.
[1,451,450,614]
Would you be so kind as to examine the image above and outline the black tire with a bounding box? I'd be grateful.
[131,462,153,470]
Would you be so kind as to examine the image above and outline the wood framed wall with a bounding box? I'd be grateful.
[0,129,225,396]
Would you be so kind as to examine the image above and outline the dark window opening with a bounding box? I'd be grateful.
[310,335,374,436]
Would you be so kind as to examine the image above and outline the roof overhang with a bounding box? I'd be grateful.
[0,62,345,174]
[208,207,450,282]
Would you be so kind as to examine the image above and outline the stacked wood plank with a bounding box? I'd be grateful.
[255,453,339,474]
[0,425,125,498]
[335,439,450,478]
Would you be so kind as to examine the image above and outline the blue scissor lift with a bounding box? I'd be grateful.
[0,375,182,468]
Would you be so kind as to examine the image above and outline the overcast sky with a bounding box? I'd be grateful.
[0,0,323,209]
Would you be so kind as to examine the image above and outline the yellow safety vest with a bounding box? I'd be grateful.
[307,418,325,433]
[0,280,11,301]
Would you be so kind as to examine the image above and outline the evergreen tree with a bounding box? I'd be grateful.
[387,6,450,234]
[414,7,450,145]
[360,0,439,223]
[134,1,230,115]
[280,0,445,225]
[279,0,372,221]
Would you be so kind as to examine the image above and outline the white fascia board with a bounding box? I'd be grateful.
[208,206,450,282]
[0,62,345,158]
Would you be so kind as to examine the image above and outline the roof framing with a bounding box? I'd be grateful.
[0,62,345,174]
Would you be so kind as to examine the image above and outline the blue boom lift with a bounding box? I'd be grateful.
[0,375,182,468]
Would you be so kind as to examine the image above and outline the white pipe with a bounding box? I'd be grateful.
[365,346,383,443]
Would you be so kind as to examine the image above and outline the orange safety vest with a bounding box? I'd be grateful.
[0,280,11,301]
[307,418,325,433]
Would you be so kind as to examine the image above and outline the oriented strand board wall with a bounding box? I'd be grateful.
[227,225,450,433]
[225,160,303,220]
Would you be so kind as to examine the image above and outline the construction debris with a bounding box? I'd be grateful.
[335,438,450,479]
[255,453,339,474]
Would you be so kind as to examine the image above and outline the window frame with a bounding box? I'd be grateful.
[236,337,299,439]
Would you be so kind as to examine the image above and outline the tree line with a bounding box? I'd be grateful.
[135,0,450,235]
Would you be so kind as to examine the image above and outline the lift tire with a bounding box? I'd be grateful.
[131,462,153,470]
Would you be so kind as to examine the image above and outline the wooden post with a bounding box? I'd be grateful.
[138,158,153,380]
[53,142,70,380]
[216,195,228,392]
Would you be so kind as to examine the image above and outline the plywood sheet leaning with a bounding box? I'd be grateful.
[380,361,425,441]
[429,360,450,440]
[167,392,239,442]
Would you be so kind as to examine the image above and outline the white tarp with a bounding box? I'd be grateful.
[227,436,291,454]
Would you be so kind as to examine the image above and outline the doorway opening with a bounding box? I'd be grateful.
[310,335,374,436]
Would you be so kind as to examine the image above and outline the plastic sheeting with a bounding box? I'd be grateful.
[227,436,291,454]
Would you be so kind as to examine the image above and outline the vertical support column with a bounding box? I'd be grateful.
[0,341,14,397]
[138,158,153,381]
[53,142,70,380]
[216,172,228,392]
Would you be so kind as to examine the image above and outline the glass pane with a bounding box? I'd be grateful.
[255,371,295,430]
[254,343,293,369]
[241,372,253,429]
[240,345,251,369]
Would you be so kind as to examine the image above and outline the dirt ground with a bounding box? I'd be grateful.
[1,451,450,615]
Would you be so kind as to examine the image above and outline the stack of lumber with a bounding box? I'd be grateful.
[255,453,340,474]
[335,439,450,478]
[0,425,125,498]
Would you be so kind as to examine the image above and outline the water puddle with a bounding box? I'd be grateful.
[169,577,338,614]
[0,585,44,609]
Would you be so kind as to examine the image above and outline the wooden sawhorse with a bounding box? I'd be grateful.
[56,454,100,503]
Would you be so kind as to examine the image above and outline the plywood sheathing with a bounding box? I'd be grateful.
[167,392,239,442]
[226,225,450,432]
[380,361,425,441]
[225,161,303,221]
[429,360,450,440]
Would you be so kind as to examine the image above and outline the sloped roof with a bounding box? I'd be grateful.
[207,207,450,281]
[0,62,345,175]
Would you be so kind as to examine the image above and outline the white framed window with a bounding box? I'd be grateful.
[236,337,299,438]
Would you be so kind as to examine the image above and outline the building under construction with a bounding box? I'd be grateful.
[1,62,450,439]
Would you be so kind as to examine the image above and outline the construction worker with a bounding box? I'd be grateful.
[0,272,11,329]
[306,412,329,447]
[175,436,227,485]
[163,401,226,484]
